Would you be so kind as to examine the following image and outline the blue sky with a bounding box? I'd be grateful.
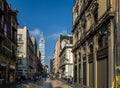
[8,0,74,67]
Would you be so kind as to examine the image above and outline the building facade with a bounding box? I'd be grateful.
[17,26,28,78]
[31,37,39,76]
[50,58,54,75]
[72,0,119,88]
[0,0,18,84]
[59,35,73,79]
[36,51,43,76]
[39,32,45,65]
[54,37,60,76]
[17,26,37,79]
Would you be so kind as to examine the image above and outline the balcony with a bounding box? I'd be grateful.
[0,46,12,59]
[95,10,115,31]
[88,53,93,63]
[60,61,67,68]
[72,0,94,32]
[17,40,24,44]
[0,23,5,40]
[97,46,108,60]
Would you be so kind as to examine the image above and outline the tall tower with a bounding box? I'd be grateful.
[39,32,45,65]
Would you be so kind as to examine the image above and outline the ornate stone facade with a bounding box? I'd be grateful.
[72,0,119,88]
[0,0,18,84]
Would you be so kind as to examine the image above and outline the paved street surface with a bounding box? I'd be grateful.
[1,78,78,88]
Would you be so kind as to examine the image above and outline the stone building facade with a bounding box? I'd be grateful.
[72,0,120,88]
[17,26,38,79]
[54,38,60,75]
[0,0,18,84]
[59,35,73,79]
[36,51,43,76]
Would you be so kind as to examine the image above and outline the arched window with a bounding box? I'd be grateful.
[98,35,103,48]
[90,44,93,53]
[98,34,108,48]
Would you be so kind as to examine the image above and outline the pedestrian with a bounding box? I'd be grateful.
[31,76,33,81]
[34,75,37,82]
[69,76,72,84]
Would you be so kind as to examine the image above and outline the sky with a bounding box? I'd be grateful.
[8,0,74,68]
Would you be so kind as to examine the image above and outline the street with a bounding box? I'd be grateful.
[2,78,76,88]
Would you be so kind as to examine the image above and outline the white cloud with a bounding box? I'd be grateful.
[29,28,41,38]
[48,30,67,39]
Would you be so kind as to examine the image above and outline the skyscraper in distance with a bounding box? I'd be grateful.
[39,32,45,65]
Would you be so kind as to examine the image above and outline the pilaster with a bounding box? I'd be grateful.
[93,35,98,88]
[86,42,89,87]
[108,19,115,88]
[77,51,79,84]
[80,47,84,85]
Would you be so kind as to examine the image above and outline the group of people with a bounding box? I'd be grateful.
[16,75,26,82]
[31,75,39,82]
[16,73,48,83]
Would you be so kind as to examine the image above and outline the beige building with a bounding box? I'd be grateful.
[0,0,18,84]
[54,39,60,75]
[72,0,120,88]
[59,35,73,79]
[17,26,28,78]
[17,26,38,79]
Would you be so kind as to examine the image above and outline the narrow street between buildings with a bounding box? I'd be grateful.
[1,78,84,88]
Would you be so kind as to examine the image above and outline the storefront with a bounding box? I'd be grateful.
[9,64,16,83]
[0,63,7,85]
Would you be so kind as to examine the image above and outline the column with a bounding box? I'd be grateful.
[6,61,9,83]
[81,47,83,85]
[108,19,115,88]
[93,35,98,88]
[77,51,79,84]
[86,42,89,87]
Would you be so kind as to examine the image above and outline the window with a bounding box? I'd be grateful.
[18,59,22,65]
[17,34,22,41]
[90,44,93,52]
[4,24,7,37]
[76,31,79,38]
[18,45,23,52]
[98,34,108,49]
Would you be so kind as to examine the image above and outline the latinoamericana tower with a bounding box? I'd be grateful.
[39,32,45,65]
